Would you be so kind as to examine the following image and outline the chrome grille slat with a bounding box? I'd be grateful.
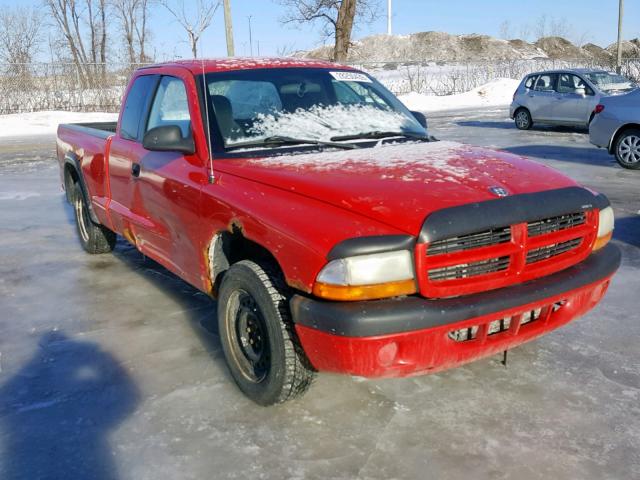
[427,227,511,255]
[428,256,510,281]
[526,238,582,264]
[527,212,586,237]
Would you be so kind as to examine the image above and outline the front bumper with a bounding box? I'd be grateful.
[290,244,620,377]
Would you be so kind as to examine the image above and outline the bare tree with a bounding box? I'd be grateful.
[112,0,154,64]
[162,0,220,58]
[534,14,547,40]
[549,16,570,38]
[0,6,44,76]
[279,0,381,62]
[499,20,511,40]
[519,23,532,42]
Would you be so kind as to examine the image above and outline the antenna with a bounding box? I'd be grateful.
[201,59,215,184]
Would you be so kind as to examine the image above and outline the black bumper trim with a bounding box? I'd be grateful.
[290,244,620,337]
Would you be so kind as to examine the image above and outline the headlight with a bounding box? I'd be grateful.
[593,206,614,251]
[313,250,417,301]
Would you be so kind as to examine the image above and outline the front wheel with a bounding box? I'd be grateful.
[614,129,640,170]
[217,260,315,405]
[514,108,533,130]
[73,183,116,253]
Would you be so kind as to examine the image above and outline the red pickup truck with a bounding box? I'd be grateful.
[57,58,620,405]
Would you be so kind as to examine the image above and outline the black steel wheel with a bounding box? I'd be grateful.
[218,260,315,405]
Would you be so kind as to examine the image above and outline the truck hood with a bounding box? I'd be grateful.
[215,141,578,236]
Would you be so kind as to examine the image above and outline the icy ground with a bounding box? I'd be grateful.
[0,109,639,479]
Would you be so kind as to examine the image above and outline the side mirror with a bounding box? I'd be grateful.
[410,110,428,129]
[575,88,586,97]
[143,125,195,155]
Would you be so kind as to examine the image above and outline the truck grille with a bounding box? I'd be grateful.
[418,210,597,298]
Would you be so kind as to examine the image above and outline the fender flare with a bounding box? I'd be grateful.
[64,152,101,224]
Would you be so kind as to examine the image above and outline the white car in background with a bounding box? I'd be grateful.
[510,69,636,130]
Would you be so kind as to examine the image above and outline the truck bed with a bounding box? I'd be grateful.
[59,121,118,139]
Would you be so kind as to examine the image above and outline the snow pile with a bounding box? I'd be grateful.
[399,78,520,112]
[231,104,415,144]
[0,111,118,138]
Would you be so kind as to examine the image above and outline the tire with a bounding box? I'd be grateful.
[514,108,533,130]
[72,183,117,253]
[614,129,640,170]
[217,260,315,405]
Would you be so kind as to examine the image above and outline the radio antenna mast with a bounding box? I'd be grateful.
[201,59,215,184]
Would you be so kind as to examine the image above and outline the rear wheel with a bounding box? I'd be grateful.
[614,129,640,170]
[73,183,116,253]
[217,260,315,405]
[514,108,532,130]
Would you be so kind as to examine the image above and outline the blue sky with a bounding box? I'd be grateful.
[1,0,638,59]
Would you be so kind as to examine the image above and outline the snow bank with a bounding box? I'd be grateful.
[0,111,118,138]
[399,78,519,113]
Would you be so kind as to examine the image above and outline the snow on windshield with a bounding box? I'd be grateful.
[227,104,415,145]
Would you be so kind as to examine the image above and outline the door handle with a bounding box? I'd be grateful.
[131,163,141,177]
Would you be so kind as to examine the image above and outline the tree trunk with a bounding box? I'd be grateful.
[333,0,357,62]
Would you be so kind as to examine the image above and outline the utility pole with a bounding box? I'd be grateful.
[248,15,253,56]
[616,0,624,74]
[387,0,392,35]
[223,0,235,56]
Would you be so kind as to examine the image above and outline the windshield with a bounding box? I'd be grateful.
[203,68,426,151]
[584,72,636,92]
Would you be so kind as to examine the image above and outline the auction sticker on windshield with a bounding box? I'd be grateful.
[330,71,372,83]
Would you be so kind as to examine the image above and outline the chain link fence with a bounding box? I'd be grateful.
[1,59,639,114]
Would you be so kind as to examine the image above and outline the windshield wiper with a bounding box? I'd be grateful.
[226,135,357,151]
[330,131,429,142]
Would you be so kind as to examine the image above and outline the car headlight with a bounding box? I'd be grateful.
[313,250,417,301]
[593,206,614,251]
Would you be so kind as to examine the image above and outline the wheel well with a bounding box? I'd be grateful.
[64,163,79,203]
[610,124,640,153]
[209,227,284,296]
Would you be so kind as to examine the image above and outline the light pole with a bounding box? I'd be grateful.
[247,15,253,56]
[223,0,235,56]
[616,0,624,74]
[387,0,392,35]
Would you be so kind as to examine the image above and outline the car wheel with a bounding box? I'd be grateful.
[217,260,315,405]
[73,183,117,253]
[614,129,640,170]
[514,108,532,130]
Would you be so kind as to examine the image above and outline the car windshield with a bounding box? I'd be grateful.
[203,68,426,151]
[584,72,636,92]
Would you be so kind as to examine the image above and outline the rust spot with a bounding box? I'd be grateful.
[122,228,136,246]
[288,278,312,294]
[228,218,244,234]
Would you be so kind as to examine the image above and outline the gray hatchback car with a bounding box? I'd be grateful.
[510,69,636,130]
[590,88,640,169]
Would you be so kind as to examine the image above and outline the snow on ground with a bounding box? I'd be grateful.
[399,78,519,113]
[0,111,118,138]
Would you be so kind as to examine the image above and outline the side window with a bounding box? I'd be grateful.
[120,75,157,141]
[558,74,583,94]
[534,74,557,92]
[146,76,191,138]
[524,75,538,89]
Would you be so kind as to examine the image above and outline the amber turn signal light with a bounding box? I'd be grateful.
[312,279,417,301]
